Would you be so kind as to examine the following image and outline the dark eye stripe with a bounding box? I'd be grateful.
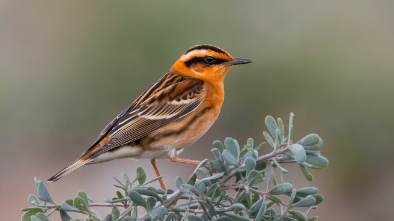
[184,57,227,67]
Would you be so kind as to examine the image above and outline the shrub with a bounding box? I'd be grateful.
[22,114,328,221]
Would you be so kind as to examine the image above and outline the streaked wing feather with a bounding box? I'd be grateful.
[83,72,205,157]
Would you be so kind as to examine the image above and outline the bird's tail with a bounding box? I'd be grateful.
[47,158,92,182]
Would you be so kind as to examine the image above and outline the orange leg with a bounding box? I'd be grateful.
[150,159,166,190]
[170,157,211,169]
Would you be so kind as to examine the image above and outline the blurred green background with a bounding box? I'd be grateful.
[1,1,394,220]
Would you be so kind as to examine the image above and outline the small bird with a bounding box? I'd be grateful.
[47,44,251,189]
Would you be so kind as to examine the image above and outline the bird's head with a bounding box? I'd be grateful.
[171,44,251,82]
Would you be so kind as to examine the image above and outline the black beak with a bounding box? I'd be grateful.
[224,57,252,66]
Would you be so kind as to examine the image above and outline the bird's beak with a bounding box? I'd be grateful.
[224,57,252,66]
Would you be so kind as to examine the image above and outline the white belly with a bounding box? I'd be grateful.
[89,145,184,164]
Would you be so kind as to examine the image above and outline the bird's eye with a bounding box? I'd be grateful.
[202,56,216,64]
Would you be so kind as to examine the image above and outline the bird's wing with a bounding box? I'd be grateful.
[82,72,205,157]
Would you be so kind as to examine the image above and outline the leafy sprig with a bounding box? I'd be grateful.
[22,113,328,221]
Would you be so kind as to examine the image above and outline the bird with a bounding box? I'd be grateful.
[47,44,251,189]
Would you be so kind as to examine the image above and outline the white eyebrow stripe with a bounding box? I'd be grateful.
[180,49,209,61]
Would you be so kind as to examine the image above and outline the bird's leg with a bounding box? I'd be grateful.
[150,159,166,190]
[170,157,211,170]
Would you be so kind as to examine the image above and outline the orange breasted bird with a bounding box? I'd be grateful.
[47,44,251,189]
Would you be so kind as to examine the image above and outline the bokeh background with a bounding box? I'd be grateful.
[1,1,394,220]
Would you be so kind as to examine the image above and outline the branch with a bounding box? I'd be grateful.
[256,147,289,162]
[36,203,125,209]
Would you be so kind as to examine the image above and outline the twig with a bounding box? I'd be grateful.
[35,203,125,209]
[255,147,289,163]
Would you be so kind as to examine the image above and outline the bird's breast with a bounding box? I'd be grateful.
[140,100,222,155]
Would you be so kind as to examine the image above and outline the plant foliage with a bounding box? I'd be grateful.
[22,114,328,221]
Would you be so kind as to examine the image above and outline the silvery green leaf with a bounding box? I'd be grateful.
[246,170,263,186]
[33,213,50,221]
[61,200,80,213]
[289,210,307,221]
[210,160,226,172]
[193,159,209,174]
[246,138,254,149]
[306,155,329,168]
[278,118,285,142]
[112,176,126,189]
[206,183,219,197]
[128,190,147,208]
[133,188,164,204]
[244,156,256,176]
[284,152,295,161]
[142,176,163,187]
[175,176,183,189]
[146,197,157,212]
[149,187,165,195]
[253,200,266,221]
[212,140,224,152]
[136,167,146,185]
[28,194,40,206]
[73,196,89,212]
[273,158,288,173]
[239,147,249,159]
[299,164,313,181]
[187,173,197,185]
[203,172,224,181]
[246,150,258,159]
[291,195,316,207]
[103,214,112,221]
[222,149,238,166]
[77,191,89,206]
[288,189,297,206]
[34,178,55,204]
[263,131,275,147]
[111,206,120,220]
[296,187,319,197]
[121,172,130,182]
[289,144,307,163]
[59,208,71,221]
[255,160,267,171]
[249,198,263,217]
[313,194,324,205]
[198,167,210,177]
[211,148,222,160]
[269,183,293,195]
[226,203,246,211]
[265,115,278,139]
[224,137,240,159]
[195,181,206,196]
[180,183,194,191]
[254,142,265,151]
[298,134,323,146]
[164,213,175,221]
[212,186,222,199]
[21,208,42,221]
[150,206,168,221]
[297,134,323,151]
